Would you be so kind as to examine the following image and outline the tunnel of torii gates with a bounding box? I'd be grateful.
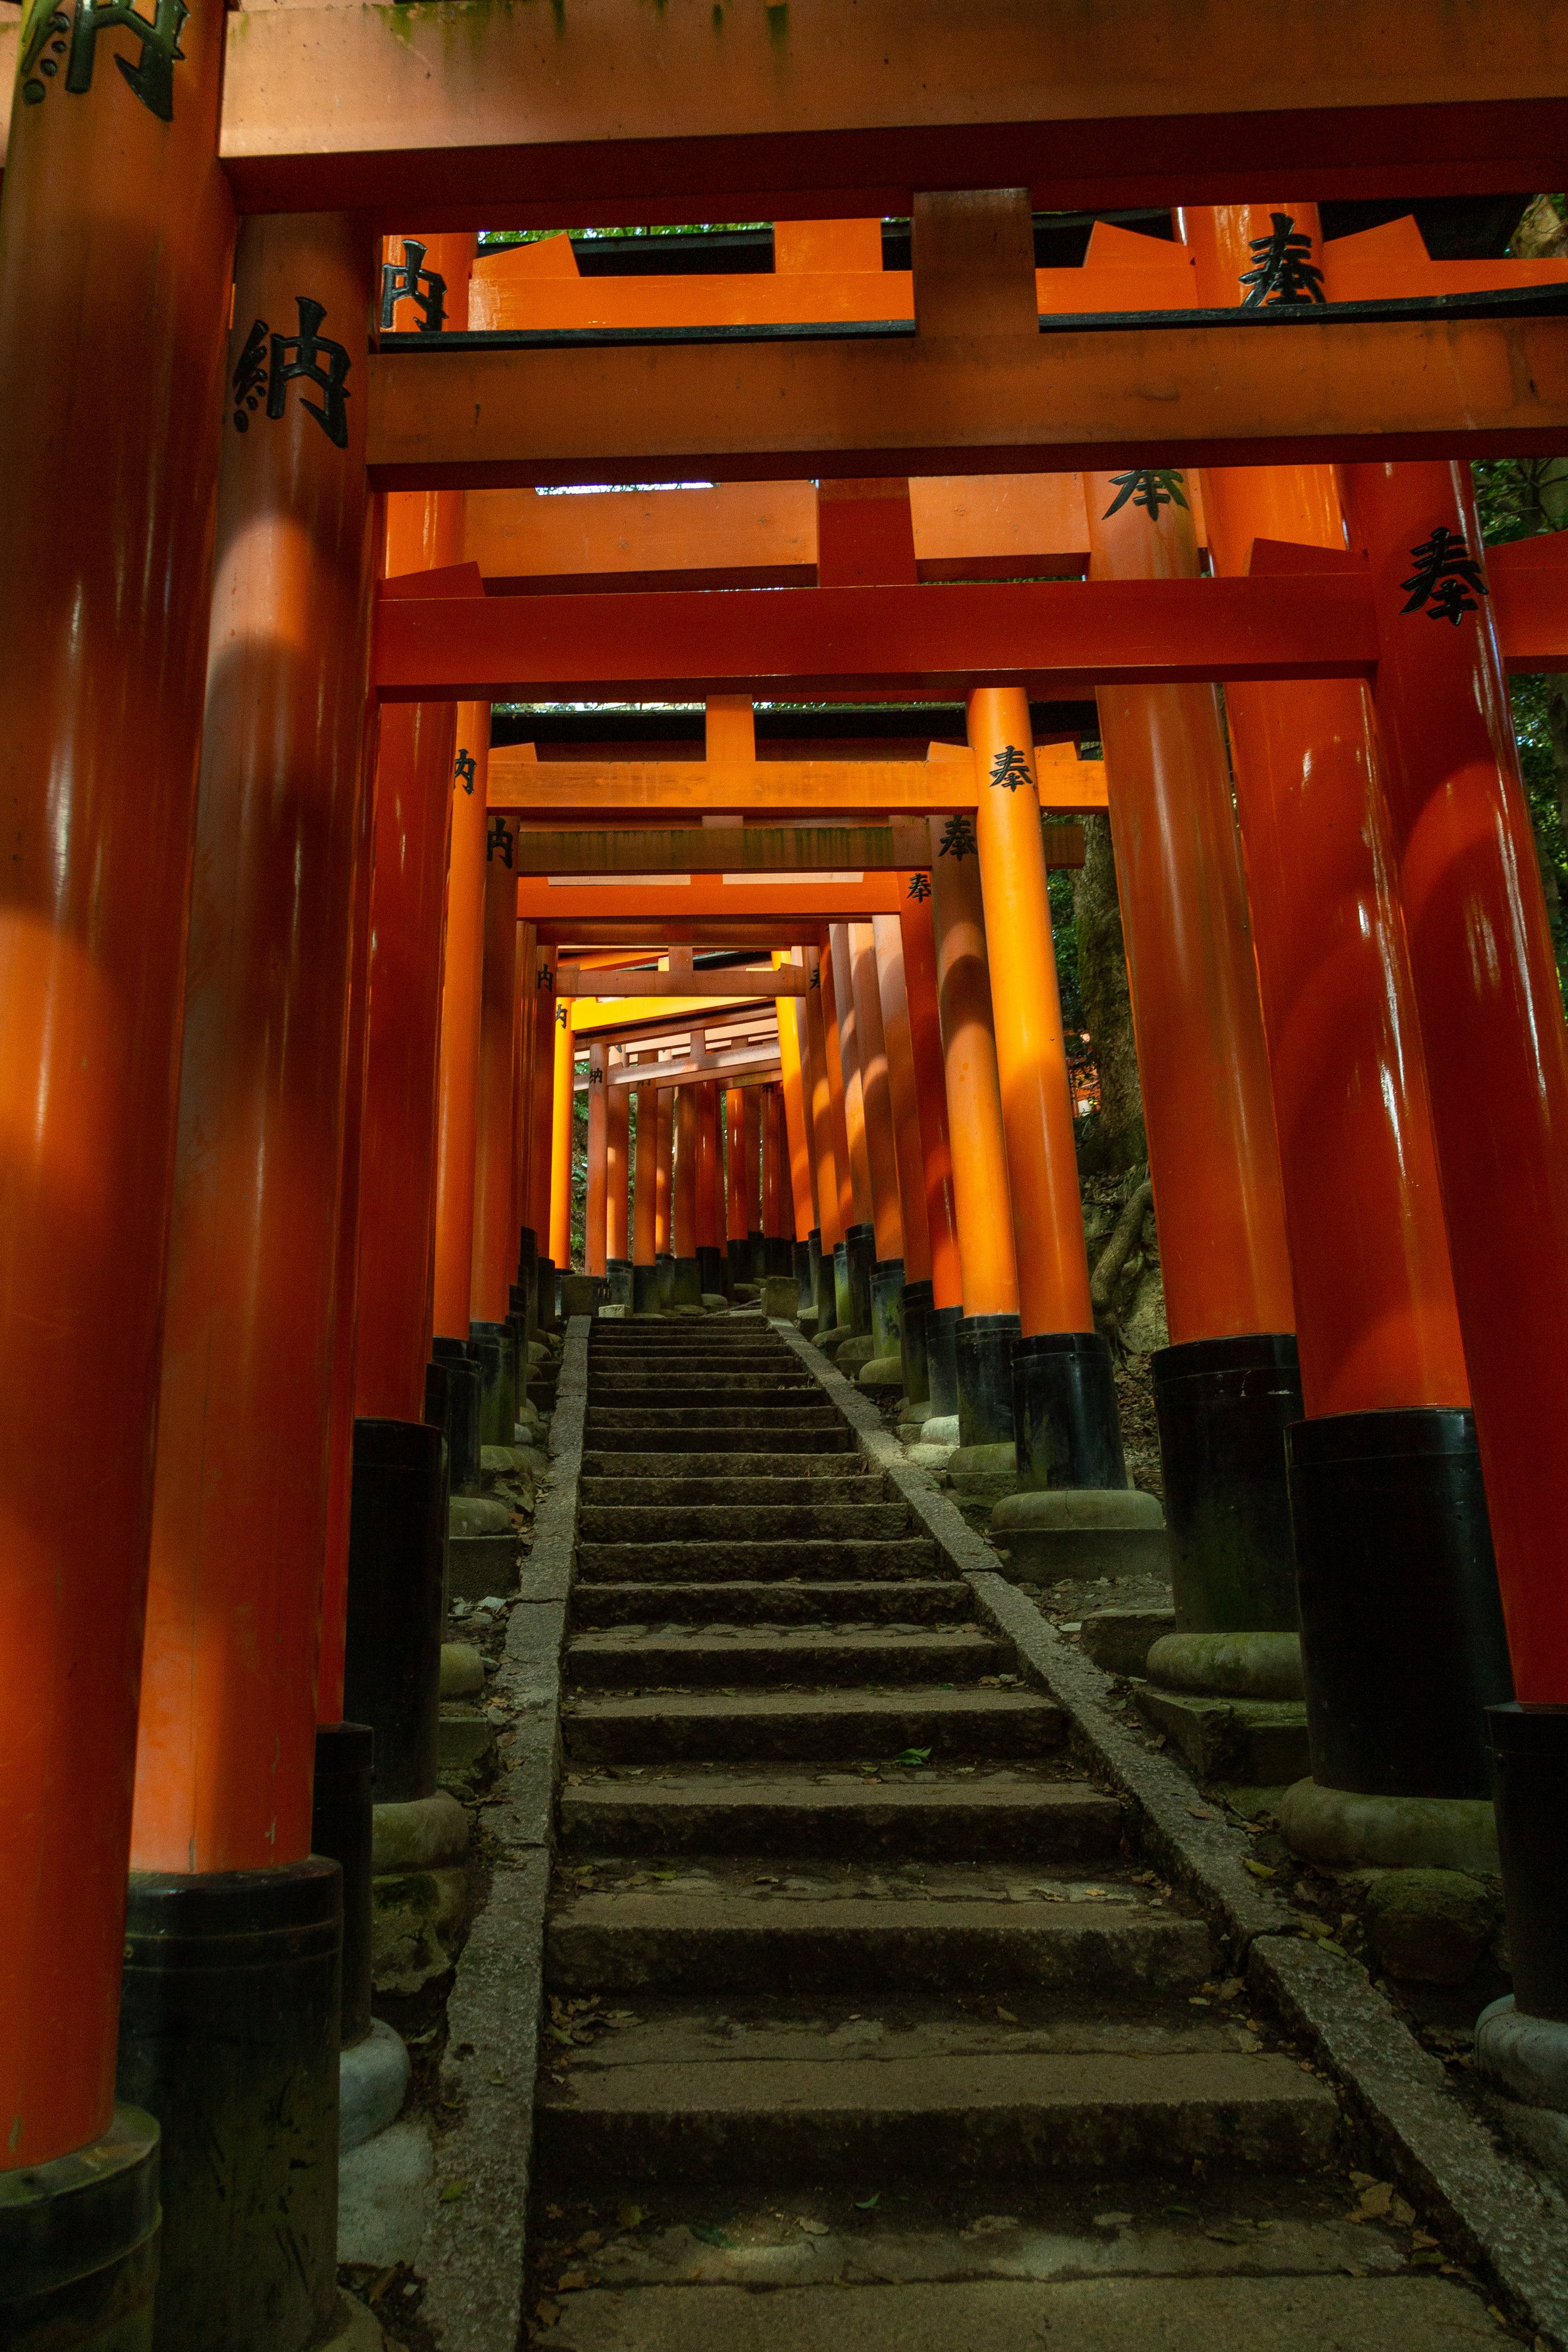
[6,0,1568,2333]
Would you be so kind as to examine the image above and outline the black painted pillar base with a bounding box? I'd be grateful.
[727,1234,753,1285]
[310,1724,374,2047]
[672,1256,702,1308]
[430,1338,481,1496]
[632,1262,660,1315]
[1487,1704,1568,2020]
[1289,1407,1512,1798]
[1151,1332,1302,1634]
[748,1229,767,1281]
[605,1255,633,1308]
[813,1243,837,1332]
[793,1239,815,1315]
[845,1222,875,1337]
[467,1320,517,1447]
[806,1228,823,1315]
[116,1861,342,2352]
[1013,1330,1128,1492]
[956,1313,1020,1448]
[0,2106,161,2352]
[694,1244,723,1300]
[534,1254,558,1332]
[900,1278,933,1404]
[762,1234,790,1278]
[342,1417,445,1811]
[832,1242,851,1333]
[928,1303,962,1418]
[516,1226,539,1346]
[655,1252,676,1310]
[871,1257,904,1357]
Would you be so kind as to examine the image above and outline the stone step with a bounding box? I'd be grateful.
[534,2045,1338,2186]
[591,1374,818,1394]
[564,1624,1010,1688]
[575,1539,939,1582]
[569,1580,975,1626]
[588,1405,842,1429]
[561,1685,1065,1764]
[558,1774,1122,1858]
[582,1429,853,1455]
[578,1476,884,1509]
[577,1503,914,1543]
[546,1889,1209,1996]
[580,1450,862,1480]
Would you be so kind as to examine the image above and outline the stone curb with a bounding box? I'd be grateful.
[778,1323,1568,2347]
[417,1317,588,2352]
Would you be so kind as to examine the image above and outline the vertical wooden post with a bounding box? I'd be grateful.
[873,913,932,1286]
[743,1079,764,1251]
[548,1000,575,1276]
[654,1085,674,1257]
[809,946,854,1249]
[585,1041,610,1279]
[633,1084,659,1313]
[926,818,1019,1320]
[432,705,492,1337]
[897,879,962,1313]
[829,924,876,1230]
[471,811,519,1324]
[125,212,377,2348]
[672,1080,700,1303]
[695,1077,722,1298]
[0,0,233,2193]
[528,944,559,1310]
[849,919,906,1263]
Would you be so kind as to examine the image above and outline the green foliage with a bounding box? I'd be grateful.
[1471,460,1568,979]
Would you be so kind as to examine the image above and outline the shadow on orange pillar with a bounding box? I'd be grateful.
[472,812,520,1323]
[743,1081,764,1251]
[926,812,1019,1325]
[897,877,963,1315]
[585,1041,610,1279]
[673,1082,699,1302]
[1344,457,1568,1707]
[512,918,537,1263]
[432,704,491,1337]
[694,1077,719,1296]
[849,921,906,1269]
[606,1057,631,1297]
[0,0,233,2184]
[527,944,559,1273]
[874,910,932,1287]
[548,1001,575,1274]
[654,1084,674,1269]
[829,924,876,1231]
[775,956,818,1258]
[724,1084,747,1261]
[810,946,854,1249]
[632,1083,659,1312]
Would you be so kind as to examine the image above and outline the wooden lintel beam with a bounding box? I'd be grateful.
[559,967,805,999]
[515,820,1084,874]
[489,752,1106,820]
[366,315,1568,497]
[380,576,1388,702]
[536,921,829,949]
[609,1054,783,1092]
[194,1,1568,223]
[517,879,903,921]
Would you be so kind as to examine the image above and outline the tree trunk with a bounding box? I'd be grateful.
[1071,812,1147,1178]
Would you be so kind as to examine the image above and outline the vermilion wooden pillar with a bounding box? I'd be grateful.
[548,1001,575,1275]
[800,953,842,1325]
[512,919,537,1264]
[432,704,492,1337]
[672,1081,701,1305]
[873,913,933,1287]
[585,1042,610,1279]
[808,947,853,1251]
[724,1083,748,1279]
[897,879,963,1316]
[1344,457,1568,1707]
[605,1056,631,1300]
[352,233,474,1421]
[126,214,377,2347]
[654,1085,674,1259]
[829,925,876,1230]
[0,0,233,2196]
[849,921,906,1261]
[632,1084,660,1313]
[823,930,872,1332]
[694,1077,721,1297]
[471,813,519,1324]
[528,945,559,1315]
[775,958,818,1243]
[743,1079,765,1266]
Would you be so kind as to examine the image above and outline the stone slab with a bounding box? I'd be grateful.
[1135,1687,1311,1787]
[1080,1607,1176,1678]
[556,1774,1121,1861]
[448,1533,519,1603]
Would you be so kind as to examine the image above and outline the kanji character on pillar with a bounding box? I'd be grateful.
[1239,212,1326,307]
[938,813,978,860]
[989,744,1033,792]
[1103,469,1189,522]
[379,239,448,336]
[906,871,932,901]
[1399,526,1490,626]
[454,748,477,794]
[267,297,352,449]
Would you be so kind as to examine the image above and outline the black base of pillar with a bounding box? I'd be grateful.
[694,1245,723,1299]
[956,1313,1020,1448]
[1290,1407,1512,1798]
[607,1256,634,1308]
[832,1241,851,1333]
[727,1235,753,1285]
[1150,1332,1301,1634]
[928,1303,962,1417]
[421,1357,448,1434]
[117,1861,341,2352]
[1013,1330,1127,1492]
[430,1338,481,1496]
[748,1229,767,1281]
[632,1263,660,1314]
[672,1256,702,1308]
[806,1228,823,1313]
[534,1254,558,1332]
[900,1278,933,1404]
[516,1227,539,1344]
[310,1724,375,2047]
[813,1244,836,1332]
[845,1222,875,1336]
[871,1257,904,1358]
[0,2106,161,2352]
[763,1234,792,1278]
[467,1320,517,1447]
[655,1252,676,1310]
[343,1419,444,1806]
[1488,1703,1568,2020]
[793,1239,815,1315]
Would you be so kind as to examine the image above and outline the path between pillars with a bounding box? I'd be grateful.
[516,1313,1507,2352]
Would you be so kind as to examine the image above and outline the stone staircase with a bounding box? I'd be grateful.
[526,1318,1492,2351]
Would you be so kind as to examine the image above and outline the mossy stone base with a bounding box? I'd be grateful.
[1278,1777,1500,1875]
[1146,1631,1304,1702]
[370,1867,469,1996]
[1135,1687,1310,1785]
[856,1354,904,1389]
[1362,1869,1497,1985]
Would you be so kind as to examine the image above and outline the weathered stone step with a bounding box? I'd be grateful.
[510,2274,1475,2352]
[577,1503,913,1543]
[558,1774,1121,1858]
[564,1624,1009,1688]
[534,2047,1337,2185]
[583,1428,852,1454]
[569,1580,973,1626]
[547,1890,1207,1995]
[575,1539,938,1582]
[578,1476,882,1509]
[592,1374,815,1394]
[580,1450,862,1480]
[561,1685,1064,1763]
[588,1404,842,1429]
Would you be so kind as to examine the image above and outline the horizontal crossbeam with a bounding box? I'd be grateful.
[517,879,904,921]
[489,753,1108,821]
[507,821,1083,874]
[559,968,804,1002]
